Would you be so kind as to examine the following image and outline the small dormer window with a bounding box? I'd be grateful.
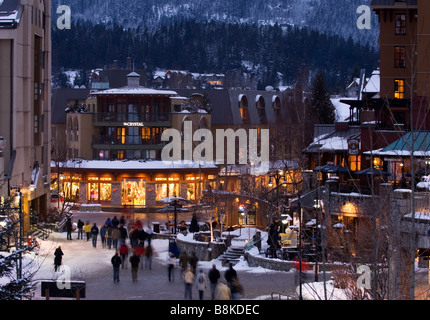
[127,72,140,87]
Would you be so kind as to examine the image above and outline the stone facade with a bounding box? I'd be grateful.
[111,182,121,206]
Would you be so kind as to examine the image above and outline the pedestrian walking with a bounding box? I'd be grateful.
[146,225,153,245]
[77,219,84,239]
[54,246,63,272]
[195,269,207,300]
[111,251,122,282]
[224,263,237,289]
[183,267,194,300]
[84,220,91,241]
[66,217,73,240]
[189,252,198,274]
[100,224,107,248]
[208,264,221,300]
[145,244,153,270]
[179,251,190,272]
[119,224,128,244]
[91,223,99,248]
[111,215,120,228]
[129,251,140,282]
[135,244,145,269]
[119,242,128,269]
[106,225,112,249]
[112,226,121,250]
[167,252,176,282]
[105,217,112,227]
[129,228,138,248]
[214,282,232,300]
[230,276,244,300]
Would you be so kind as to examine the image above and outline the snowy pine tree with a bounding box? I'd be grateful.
[311,69,336,124]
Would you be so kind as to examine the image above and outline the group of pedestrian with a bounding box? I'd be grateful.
[174,249,243,300]
[60,215,244,299]
[106,218,155,283]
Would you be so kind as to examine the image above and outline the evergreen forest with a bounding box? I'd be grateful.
[52,20,379,92]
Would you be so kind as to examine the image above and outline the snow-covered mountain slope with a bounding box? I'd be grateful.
[52,0,379,46]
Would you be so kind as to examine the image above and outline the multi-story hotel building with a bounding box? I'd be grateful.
[0,0,51,233]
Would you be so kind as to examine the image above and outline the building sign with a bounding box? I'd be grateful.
[123,122,144,127]
[348,139,360,155]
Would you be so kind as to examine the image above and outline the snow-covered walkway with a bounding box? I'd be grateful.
[26,212,297,300]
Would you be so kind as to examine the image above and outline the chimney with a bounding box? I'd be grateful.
[127,72,140,87]
[360,109,375,124]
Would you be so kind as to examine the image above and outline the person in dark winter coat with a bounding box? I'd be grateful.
[100,225,107,248]
[111,251,122,282]
[230,276,244,300]
[91,223,99,247]
[208,264,221,300]
[111,216,120,228]
[77,219,84,239]
[66,218,73,240]
[189,252,198,274]
[54,246,64,272]
[129,251,140,282]
[119,224,128,244]
[224,263,237,289]
[179,251,190,272]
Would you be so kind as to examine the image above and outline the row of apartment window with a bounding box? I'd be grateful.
[95,149,158,161]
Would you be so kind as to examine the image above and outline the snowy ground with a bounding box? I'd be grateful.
[17,211,429,300]
[22,211,299,300]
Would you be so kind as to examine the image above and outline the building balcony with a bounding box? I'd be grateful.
[93,112,171,126]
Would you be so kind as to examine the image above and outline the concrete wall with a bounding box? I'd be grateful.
[176,236,226,261]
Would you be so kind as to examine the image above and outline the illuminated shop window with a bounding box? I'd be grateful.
[122,179,146,206]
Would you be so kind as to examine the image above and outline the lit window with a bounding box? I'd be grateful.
[348,155,361,171]
[394,79,405,99]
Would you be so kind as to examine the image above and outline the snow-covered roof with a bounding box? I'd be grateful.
[0,0,23,28]
[303,126,361,154]
[127,71,140,77]
[52,159,218,170]
[364,131,430,157]
[363,69,380,94]
[94,86,178,96]
[331,97,355,122]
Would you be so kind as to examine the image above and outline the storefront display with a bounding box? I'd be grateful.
[155,179,180,201]
[122,179,146,206]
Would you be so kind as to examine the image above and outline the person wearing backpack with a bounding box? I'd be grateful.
[195,269,207,300]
